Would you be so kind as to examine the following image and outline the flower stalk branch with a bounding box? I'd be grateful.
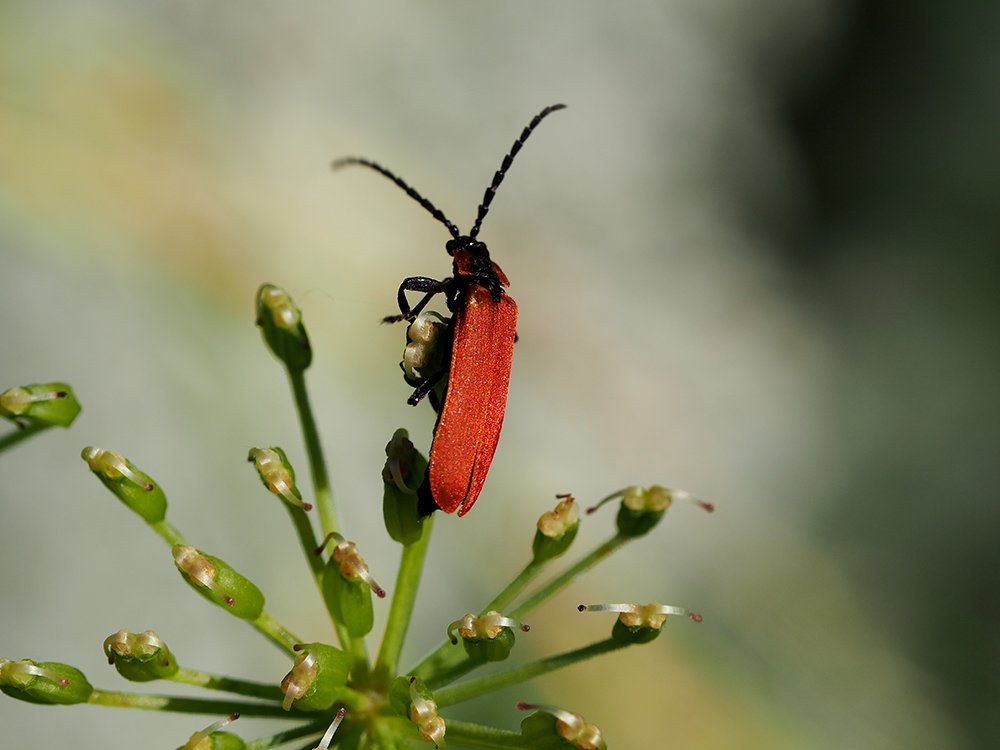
[434,638,625,708]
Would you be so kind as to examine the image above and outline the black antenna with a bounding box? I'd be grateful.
[331,156,460,239]
[469,103,567,239]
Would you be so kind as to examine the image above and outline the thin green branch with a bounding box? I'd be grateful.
[285,505,325,584]
[252,610,303,654]
[482,557,547,614]
[149,519,187,547]
[412,535,626,684]
[408,557,546,681]
[444,719,526,749]
[434,638,625,708]
[0,422,49,453]
[245,720,330,750]
[375,515,435,681]
[86,689,300,718]
[425,654,479,690]
[287,369,339,539]
[346,635,371,685]
[287,368,358,658]
[283,503,354,653]
[508,534,626,620]
[170,667,284,701]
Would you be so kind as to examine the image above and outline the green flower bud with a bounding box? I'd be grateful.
[103,629,178,681]
[247,447,311,511]
[517,703,606,750]
[532,494,580,563]
[387,675,415,716]
[0,658,93,705]
[279,643,350,712]
[0,383,81,427]
[577,602,702,645]
[317,533,385,637]
[382,429,429,545]
[447,611,529,663]
[587,485,712,539]
[255,284,312,371]
[402,311,450,382]
[81,447,167,524]
[406,676,446,748]
[172,546,265,621]
[177,714,244,750]
[388,676,445,746]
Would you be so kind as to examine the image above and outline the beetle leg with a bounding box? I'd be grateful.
[405,368,447,406]
[382,276,452,324]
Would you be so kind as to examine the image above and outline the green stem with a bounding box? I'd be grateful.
[333,686,376,712]
[434,638,625,708]
[347,635,371,685]
[287,368,358,658]
[149,519,187,547]
[444,720,526,749]
[245,720,331,750]
[170,667,283,701]
[425,655,478,690]
[509,534,626,620]
[0,422,49,453]
[483,557,546,614]
[408,557,547,680]
[375,515,434,681]
[287,369,339,539]
[412,536,625,684]
[286,505,325,583]
[252,610,303,654]
[87,689,299,718]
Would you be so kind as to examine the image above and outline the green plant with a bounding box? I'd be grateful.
[0,283,710,749]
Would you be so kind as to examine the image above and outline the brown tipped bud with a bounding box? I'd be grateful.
[255,284,312,372]
[587,484,711,538]
[103,629,178,681]
[408,676,446,748]
[446,611,528,663]
[0,382,81,427]
[579,601,702,644]
[177,714,244,750]
[81,447,167,524]
[0,658,93,705]
[517,703,606,750]
[247,447,311,511]
[533,494,580,562]
[172,546,265,620]
[279,643,350,712]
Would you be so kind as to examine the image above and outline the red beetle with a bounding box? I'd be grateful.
[334,104,565,515]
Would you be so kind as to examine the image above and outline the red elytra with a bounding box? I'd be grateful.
[430,287,518,514]
[333,104,565,515]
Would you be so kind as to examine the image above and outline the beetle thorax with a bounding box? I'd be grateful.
[446,236,509,294]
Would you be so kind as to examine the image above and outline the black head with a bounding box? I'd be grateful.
[445,236,487,257]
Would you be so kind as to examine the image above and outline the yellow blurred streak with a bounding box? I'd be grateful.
[0,20,244,303]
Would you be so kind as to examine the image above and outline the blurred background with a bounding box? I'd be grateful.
[1,1,996,748]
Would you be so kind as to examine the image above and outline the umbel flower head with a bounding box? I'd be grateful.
[1,271,714,749]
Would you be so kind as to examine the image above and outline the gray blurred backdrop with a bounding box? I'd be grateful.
[1,2,996,749]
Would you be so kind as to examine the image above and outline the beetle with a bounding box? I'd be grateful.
[333,103,566,516]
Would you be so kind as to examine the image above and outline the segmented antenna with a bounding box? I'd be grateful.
[469,103,567,239]
[331,156,460,239]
